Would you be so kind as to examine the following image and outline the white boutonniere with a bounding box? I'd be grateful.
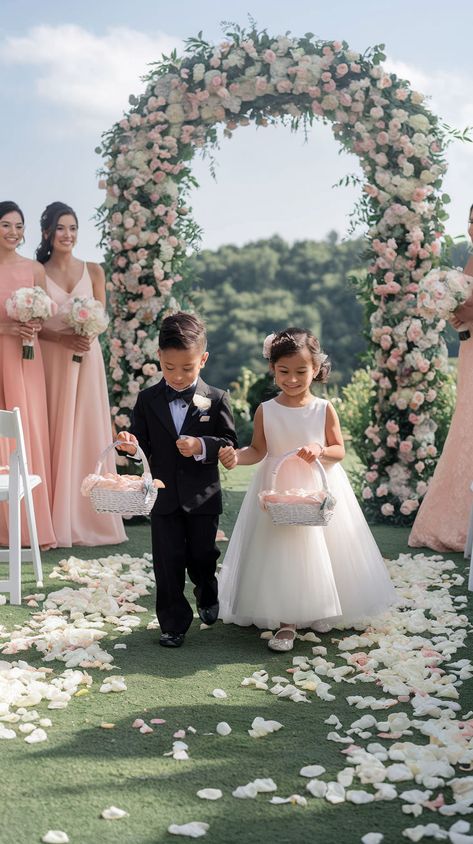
[193,394,211,412]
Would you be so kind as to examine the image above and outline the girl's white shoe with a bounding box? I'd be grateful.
[268,626,296,652]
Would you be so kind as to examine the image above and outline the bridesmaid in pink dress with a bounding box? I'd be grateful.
[409,205,473,552]
[0,201,56,549]
[37,202,127,547]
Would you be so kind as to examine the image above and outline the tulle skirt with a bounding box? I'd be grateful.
[218,457,396,630]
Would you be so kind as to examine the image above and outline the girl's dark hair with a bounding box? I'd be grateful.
[269,327,331,382]
[159,311,207,352]
[0,201,24,224]
[36,201,78,264]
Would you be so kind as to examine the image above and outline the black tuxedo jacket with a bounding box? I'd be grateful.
[129,377,237,515]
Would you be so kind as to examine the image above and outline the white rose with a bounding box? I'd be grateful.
[193,63,205,82]
[193,394,211,411]
[408,114,431,133]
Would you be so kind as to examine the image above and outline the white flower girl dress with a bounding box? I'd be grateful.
[218,397,395,630]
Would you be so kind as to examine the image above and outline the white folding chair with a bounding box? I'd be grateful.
[0,407,43,604]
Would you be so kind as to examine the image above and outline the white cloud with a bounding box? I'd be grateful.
[0,24,182,129]
[384,58,473,139]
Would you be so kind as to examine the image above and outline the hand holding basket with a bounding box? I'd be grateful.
[259,450,336,527]
[82,441,163,517]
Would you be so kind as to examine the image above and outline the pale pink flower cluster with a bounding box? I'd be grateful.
[5,286,57,322]
[417,268,473,322]
[61,296,109,337]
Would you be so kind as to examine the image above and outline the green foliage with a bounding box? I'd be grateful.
[336,368,377,465]
[194,234,367,390]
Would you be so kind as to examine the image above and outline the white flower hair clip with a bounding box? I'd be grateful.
[262,333,276,359]
[320,353,329,364]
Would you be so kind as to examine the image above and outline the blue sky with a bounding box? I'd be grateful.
[1,0,472,260]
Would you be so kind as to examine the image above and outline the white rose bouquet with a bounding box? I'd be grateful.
[5,286,57,359]
[417,268,473,339]
[61,296,109,362]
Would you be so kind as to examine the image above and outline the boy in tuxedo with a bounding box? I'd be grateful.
[117,312,237,648]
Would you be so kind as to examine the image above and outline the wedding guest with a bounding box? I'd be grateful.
[117,312,237,648]
[0,200,56,549]
[37,201,127,547]
[218,328,395,652]
[409,204,473,551]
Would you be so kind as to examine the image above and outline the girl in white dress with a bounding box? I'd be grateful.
[218,328,395,651]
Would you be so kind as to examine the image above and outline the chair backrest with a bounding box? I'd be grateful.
[0,407,29,478]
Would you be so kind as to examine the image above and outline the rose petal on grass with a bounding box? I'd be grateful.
[253,778,277,793]
[361,835,384,844]
[174,729,186,738]
[270,794,307,806]
[132,719,145,728]
[42,832,69,844]
[216,722,232,736]
[300,765,326,778]
[139,724,153,735]
[197,789,222,800]
[168,822,209,838]
[232,783,258,799]
[212,689,227,699]
[24,728,47,744]
[150,718,166,725]
[100,723,115,729]
[101,806,129,820]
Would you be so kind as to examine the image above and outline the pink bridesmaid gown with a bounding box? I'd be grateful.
[409,323,473,552]
[39,263,127,547]
[0,261,57,548]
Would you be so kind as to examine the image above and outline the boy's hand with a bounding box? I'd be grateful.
[176,436,202,457]
[219,445,238,469]
[116,431,138,456]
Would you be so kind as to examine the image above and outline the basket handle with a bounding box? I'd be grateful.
[271,449,329,492]
[95,440,153,478]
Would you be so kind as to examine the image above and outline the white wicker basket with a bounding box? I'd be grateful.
[89,441,158,517]
[261,450,336,526]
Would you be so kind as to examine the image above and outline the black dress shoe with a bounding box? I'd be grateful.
[159,632,185,648]
[197,602,219,626]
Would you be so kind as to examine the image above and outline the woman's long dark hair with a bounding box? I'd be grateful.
[0,201,24,224]
[36,201,78,264]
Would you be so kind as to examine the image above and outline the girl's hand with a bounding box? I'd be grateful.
[219,445,238,469]
[297,444,323,464]
[176,436,202,457]
[116,431,138,456]
[60,334,92,353]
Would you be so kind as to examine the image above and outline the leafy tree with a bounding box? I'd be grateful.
[192,234,367,389]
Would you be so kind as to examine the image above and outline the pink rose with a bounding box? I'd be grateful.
[381,503,394,517]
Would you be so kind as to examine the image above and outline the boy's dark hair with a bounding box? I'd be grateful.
[159,311,207,352]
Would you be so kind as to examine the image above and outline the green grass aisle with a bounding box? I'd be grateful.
[0,466,472,844]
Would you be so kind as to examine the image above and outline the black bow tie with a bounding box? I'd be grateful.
[165,384,196,404]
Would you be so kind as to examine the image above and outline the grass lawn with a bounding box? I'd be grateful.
[0,463,471,844]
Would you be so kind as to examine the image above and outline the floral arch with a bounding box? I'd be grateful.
[97,24,451,524]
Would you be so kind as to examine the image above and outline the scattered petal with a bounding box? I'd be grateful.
[212,689,227,699]
[168,822,209,838]
[101,806,129,820]
[216,722,232,736]
[197,789,222,800]
[42,833,69,844]
[300,765,326,778]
